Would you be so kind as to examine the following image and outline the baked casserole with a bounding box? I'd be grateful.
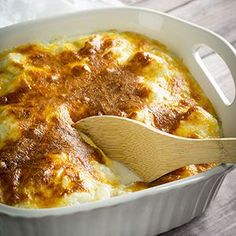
[0,31,220,208]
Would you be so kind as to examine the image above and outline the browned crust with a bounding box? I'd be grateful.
[0,33,215,207]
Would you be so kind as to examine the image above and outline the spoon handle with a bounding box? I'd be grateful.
[181,138,236,164]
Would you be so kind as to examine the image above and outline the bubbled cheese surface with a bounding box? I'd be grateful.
[0,31,219,208]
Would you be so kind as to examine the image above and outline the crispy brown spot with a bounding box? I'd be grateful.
[59,51,80,65]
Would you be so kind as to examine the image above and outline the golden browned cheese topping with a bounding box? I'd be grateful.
[0,31,220,208]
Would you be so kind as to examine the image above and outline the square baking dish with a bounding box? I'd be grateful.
[0,7,235,236]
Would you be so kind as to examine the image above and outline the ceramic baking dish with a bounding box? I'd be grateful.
[0,7,235,236]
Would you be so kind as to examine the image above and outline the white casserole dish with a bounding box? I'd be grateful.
[0,7,235,236]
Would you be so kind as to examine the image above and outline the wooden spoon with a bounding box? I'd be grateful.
[76,116,236,182]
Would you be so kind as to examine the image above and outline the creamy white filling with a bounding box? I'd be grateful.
[110,160,141,185]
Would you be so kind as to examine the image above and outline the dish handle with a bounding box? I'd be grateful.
[191,27,236,106]
[187,24,236,136]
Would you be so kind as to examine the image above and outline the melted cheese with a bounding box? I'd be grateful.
[0,31,219,208]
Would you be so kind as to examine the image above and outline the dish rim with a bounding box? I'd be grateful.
[0,6,235,218]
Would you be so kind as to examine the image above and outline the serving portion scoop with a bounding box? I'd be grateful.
[76,116,236,182]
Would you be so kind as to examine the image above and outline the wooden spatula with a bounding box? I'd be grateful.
[76,116,236,182]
